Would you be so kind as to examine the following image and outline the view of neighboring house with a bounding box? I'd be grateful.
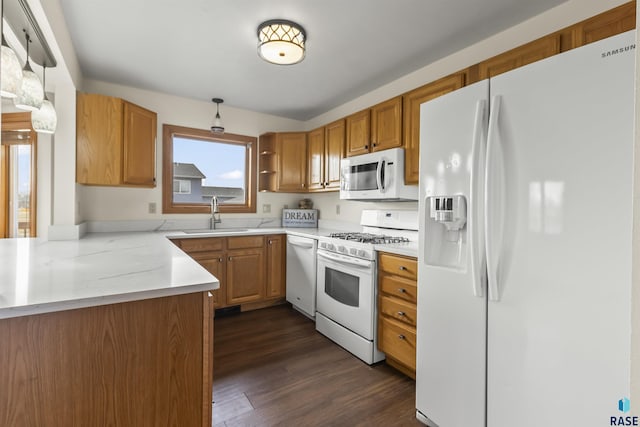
[173,162,244,204]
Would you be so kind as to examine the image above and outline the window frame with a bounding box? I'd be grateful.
[162,124,257,214]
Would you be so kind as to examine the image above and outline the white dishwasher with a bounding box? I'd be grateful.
[286,235,317,319]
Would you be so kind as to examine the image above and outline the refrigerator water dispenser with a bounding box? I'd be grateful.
[425,195,467,269]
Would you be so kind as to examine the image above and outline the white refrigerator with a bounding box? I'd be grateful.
[416,31,635,427]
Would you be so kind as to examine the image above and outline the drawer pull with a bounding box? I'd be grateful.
[228,256,233,261]
[218,258,224,262]
[397,288,406,293]
[397,311,406,317]
[398,334,406,340]
[399,266,407,271]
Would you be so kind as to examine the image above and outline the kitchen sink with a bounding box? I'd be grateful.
[182,228,248,234]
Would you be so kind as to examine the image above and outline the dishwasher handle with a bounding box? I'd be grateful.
[287,237,316,249]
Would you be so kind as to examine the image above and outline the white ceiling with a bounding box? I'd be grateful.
[57,0,566,121]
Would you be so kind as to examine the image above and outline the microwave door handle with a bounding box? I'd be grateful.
[376,160,386,192]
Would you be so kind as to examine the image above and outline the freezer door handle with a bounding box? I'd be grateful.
[485,95,502,302]
[469,99,487,298]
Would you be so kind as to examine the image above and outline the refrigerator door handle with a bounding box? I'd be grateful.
[485,95,502,302]
[469,99,487,298]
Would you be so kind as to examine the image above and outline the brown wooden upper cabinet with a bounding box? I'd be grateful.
[308,119,345,192]
[76,93,157,187]
[276,132,308,192]
[402,74,466,185]
[346,96,402,157]
[571,1,635,47]
[478,35,561,80]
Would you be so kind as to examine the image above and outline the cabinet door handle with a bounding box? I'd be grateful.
[397,288,406,293]
[325,182,329,186]
[397,311,405,317]
[372,143,377,147]
[302,183,306,188]
[364,145,369,150]
[399,266,407,271]
[268,240,272,245]
[398,334,406,340]
[228,256,232,261]
[218,258,224,262]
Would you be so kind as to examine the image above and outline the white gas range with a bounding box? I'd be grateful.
[315,210,418,364]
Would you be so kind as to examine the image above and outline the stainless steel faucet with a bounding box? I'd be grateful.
[210,196,221,229]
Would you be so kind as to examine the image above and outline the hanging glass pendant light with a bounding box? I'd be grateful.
[1,35,23,98]
[211,98,224,133]
[32,65,57,134]
[14,32,44,111]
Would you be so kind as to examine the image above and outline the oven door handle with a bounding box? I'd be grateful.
[317,251,373,269]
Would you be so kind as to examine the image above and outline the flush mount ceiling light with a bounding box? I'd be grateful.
[31,64,57,134]
[14,32,44,111]
[257,19,306,65]
[211,98,224,133]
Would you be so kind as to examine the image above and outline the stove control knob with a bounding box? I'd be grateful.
[350,248,358,255]
[357,249,367,258]
[337,245,346,253]
[327,243,335,251]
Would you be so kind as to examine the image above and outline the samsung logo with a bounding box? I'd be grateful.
[602,44,636,58]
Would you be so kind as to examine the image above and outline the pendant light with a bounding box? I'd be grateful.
[14,32,44,112]
[0,0,23,98]
[257,19,306,65]
[211,98,224,133]
[31,65,57,134]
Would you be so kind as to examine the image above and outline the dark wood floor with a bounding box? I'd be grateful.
[213,304,422,427]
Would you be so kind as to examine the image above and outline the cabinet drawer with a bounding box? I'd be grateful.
[379,295,416,327]
[379,253,417,280]
[227,235,265,249]
[378,316,416,370]
[178,237,224,253]
[379,274,417,304]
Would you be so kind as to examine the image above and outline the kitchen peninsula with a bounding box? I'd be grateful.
[0,232,218,427]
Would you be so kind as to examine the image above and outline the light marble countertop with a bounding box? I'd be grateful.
[0,232,219,319]
[0,225,418,320]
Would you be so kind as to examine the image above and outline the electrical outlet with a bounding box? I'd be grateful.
[336,204,340,215]
[148,202,157,214]
[262,204,271,213]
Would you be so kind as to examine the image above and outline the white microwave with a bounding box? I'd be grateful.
[340,147,418,201]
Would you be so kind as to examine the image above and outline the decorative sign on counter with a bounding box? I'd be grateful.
[282,209,318,228]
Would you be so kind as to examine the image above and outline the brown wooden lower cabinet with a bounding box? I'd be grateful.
[0,292,213,427]
[377,252,418,379]
[172,234,286,310]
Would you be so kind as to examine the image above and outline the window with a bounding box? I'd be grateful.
[1,113,37,238]
[173,179,191,194]
[162,124,257,214]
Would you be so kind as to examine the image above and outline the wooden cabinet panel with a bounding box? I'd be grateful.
[572,1,635,47]
[0,293,211,427]
[379,275,417,304]
[276,132,307,192]
[378,316,416,371]
[192,252,227,309]
[178,237,224,253]
[345,109,371,157]
[227,235,265,250]
[123,102,156,186]
[403,73,466,184]
[325,119,345,190]
[478,34,561,80]
[76,93,124,186]
[371,96,402,152]
[266,235,286,299]
[379,295,417,327]
[76,92,157,187]
[226,248,265,304]
[379,253,418,280]
[307,127,325,191]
